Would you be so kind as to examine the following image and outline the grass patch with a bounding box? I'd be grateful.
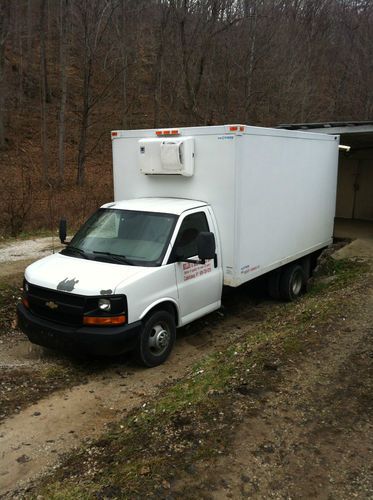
[0,225,83,245]
[309,257,368,296]
[0,228,56,245]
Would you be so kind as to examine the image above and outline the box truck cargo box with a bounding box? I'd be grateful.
[18,124,339,367]
[112,124,339,286]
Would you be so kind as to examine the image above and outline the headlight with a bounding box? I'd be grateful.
[98,298,111,311]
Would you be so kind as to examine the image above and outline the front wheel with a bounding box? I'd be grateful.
[134,310,176,367]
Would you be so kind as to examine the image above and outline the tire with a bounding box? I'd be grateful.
[279,263,305,301]
[134,310,176,367]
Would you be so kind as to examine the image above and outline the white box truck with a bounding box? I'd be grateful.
[18,124,339,366]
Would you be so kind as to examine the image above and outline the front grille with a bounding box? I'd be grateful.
[27,284,86,327]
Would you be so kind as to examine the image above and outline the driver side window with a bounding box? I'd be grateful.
[174,212,209,259]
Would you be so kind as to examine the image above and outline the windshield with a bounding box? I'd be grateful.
[62,209,177,267]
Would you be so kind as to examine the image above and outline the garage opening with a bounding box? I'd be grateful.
[277,122,373,241]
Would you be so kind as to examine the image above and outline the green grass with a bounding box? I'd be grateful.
[309,257,368,296]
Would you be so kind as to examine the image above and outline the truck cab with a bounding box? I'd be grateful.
[17,198,223,366]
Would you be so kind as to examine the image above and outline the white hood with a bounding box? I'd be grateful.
[25,253,154,296]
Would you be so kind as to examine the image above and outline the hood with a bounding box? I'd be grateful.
[25,253,154,296]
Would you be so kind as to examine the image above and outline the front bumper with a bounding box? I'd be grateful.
[17,304,142,356]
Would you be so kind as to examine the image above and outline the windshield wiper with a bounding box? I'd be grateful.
[61,245,89,259]
[92,251,134,265]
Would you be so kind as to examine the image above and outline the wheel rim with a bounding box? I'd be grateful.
[148,322,170,356]
[292,271,303,296]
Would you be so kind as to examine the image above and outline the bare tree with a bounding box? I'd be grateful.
[27,0,33,56]
[39,0,50,183]
[170,0,241,122]
[73,0,117,186]
[0,1,10,149]
[58,0,70,184]
[152,0,170,127]
[112,0,130,128]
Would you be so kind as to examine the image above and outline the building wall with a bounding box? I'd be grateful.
[336,151,373,221]
[355,159,373,220]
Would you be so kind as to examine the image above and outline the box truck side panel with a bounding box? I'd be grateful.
[112,131,237,279]
[234,130,339,286]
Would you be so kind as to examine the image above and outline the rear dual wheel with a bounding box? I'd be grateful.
[268,263,306,301]
[279,264,305,301]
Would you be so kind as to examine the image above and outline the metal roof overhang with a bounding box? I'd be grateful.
[277,121,373,150]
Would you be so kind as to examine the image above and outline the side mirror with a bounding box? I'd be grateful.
[197,232,216,261]
[59,219,67,244]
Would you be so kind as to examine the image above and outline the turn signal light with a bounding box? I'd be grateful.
[83,315,126,326]
[22,297,29,309]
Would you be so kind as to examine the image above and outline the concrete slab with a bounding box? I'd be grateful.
[333,238,373,260]
[334,218,373,240]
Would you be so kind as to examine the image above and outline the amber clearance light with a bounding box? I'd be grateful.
[83,315,126,326]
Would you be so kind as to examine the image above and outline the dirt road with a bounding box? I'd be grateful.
[0,328,231,495]
[0,241,256,496]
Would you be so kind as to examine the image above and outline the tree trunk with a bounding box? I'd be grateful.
[27,0,33,56]
[120,0,127,128]
[77,59,91,186]
[39,0,49,183]
[153,2,169,127]
[244,0,258,121]
[40,0,51,104]
[17,0,24,108]
[0,37,6,149]
[0,2,9,149]
[58,0,69,184]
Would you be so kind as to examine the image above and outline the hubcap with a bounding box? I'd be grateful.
[292,271,303,296]
[148,323,170,356]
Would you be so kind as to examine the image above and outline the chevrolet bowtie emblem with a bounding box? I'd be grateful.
[46,301,58,310]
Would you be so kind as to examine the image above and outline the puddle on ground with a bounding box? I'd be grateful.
[0,339,131,372]
[12,341,48,360]
[0,341,58,368]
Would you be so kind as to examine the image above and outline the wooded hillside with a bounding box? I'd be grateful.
[1,0,372,236]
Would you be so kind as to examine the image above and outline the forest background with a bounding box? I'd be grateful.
[0,0,372,236]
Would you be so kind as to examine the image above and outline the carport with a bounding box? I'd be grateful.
[277,122,373,240]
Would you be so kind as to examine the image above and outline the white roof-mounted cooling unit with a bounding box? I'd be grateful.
[138,137,195,176]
